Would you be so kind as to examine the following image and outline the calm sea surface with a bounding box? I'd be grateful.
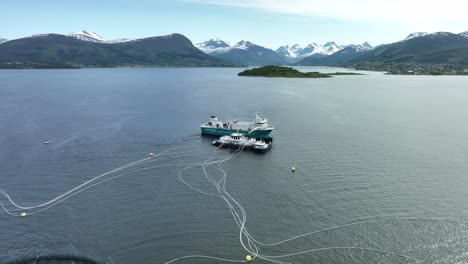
[1,68,468,263]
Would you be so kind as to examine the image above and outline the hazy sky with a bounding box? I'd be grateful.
[2,0,468,48]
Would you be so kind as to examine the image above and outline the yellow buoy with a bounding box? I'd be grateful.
[245,255,252,262]
[291,166,296,172]
[149,152,155,157]
[43,141,49,145]
[21,212,27,217]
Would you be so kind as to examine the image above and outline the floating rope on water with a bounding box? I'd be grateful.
[170,146,426,263]
[0,147,209,216]
[0,145,427,263]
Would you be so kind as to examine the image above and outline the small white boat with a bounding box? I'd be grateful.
[211,133,272,153]
[252,141,272,153]
[212,133,256,147]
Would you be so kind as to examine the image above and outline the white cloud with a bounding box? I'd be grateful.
[182,0,468,25]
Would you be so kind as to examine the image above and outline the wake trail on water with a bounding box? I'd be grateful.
[0,145,430,263]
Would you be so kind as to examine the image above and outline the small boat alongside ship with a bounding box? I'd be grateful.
[211,133,272,153]
[252,140,272,153]
[201,114,274,142]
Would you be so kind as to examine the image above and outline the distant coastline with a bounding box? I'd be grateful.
[2,62,467,76]
[351,62,468,76]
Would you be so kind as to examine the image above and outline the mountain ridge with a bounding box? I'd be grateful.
[276,41,371,63]
[2,30,468,69]
[69,30,105,42]
[354,31,468,64]
[296,43,373,65]
[296,31,468,67]
[196,39,286,66]
[197,38,373,65]
[0,33,235,68]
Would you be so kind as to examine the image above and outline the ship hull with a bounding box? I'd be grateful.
[253,144,272,153]
[201,127,273,141]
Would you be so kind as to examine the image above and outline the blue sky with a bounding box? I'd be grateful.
[2,0,468,48]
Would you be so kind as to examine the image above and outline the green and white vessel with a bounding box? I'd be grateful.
[201,114,274,141]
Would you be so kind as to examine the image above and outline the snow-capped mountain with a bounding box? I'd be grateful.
[296,42,373,66]
[295,41,373,66]
[459,31,468,38]
[195,38,230,53]
[68,30,135,43]
[403,31,468,41]
[0,38,7,44]
[276,43,323,63]
[107,38,135,44]
[361,41,373,50]
[69,30,104,43]
[405,31,468,41]
[276,41,358,63]
[233,40,254,50]
[322,42,344,54]
[0,33,232,68]
[196,38,286,65]
[427,32,453,38]
[404,32,429,40]
[346,42,374,51]
[276,44,303,60]
[299,43,327,57]
[196,39,258,54]
[340,31,468,66]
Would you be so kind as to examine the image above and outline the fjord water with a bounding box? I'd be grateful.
[1,68,468,263]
